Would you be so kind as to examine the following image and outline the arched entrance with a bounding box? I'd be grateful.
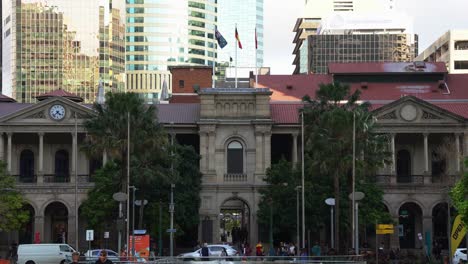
[18,204,35,244]
[398,202,423,249]
[219,198,250,246]
[44,202,68,243]
[432,203,452,250]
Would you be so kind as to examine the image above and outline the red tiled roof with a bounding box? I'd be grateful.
[156,103,200,124]
[257,74,332,101]
[270,103,303,124]
[0,94,16,102]
[35,89,83,102]
[328,62,448,74]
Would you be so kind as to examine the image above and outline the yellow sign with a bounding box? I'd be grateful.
[377,224,394,230]
[451,215,467,258]
[376,229,394,235]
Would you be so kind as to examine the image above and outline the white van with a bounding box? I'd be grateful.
[17,244,76,264]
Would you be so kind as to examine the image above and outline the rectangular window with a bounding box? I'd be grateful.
[454,61,468,70]
[179,80,184,88]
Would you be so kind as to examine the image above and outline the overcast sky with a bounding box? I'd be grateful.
[263,0,468,74]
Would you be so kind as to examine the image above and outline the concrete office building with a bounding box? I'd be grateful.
[1,0,126,103]
[125,0,217,103]
[416,30,468,74]
[293,0,394,74]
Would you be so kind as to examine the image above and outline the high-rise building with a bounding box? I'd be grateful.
[125,0,217,103]
[217,0,264,69]
[416,30,468,74]
[293,0,392,74]
[1,0,126,103]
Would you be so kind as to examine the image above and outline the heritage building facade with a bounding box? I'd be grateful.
[1,62,467,254]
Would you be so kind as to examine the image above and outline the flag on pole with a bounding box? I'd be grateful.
[235,27,242,49]
[215,29,228,48]
[255,27,258,49]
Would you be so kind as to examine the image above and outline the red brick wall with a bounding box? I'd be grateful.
[170,67,212,94]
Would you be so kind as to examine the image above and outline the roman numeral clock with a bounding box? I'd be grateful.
[49,104,66,121]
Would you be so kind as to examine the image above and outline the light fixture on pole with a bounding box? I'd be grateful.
[325,198,335,249]
[349,191,365,255]
[113,192,128,254]
[296,186,302,255]
[301,111,305,248]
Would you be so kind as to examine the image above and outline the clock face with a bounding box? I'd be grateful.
[49,104,66,120]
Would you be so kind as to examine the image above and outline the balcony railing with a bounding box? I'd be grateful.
[14,174,94,184]
[376,174,458,185]
[224,173,248,182]
[44,174,70,183]
[13,175,37,183]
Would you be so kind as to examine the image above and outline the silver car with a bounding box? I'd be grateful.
[179,245,238,259]
[84,249,120,262]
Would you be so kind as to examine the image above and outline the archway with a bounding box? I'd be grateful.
[18,204,35,244]
[44,202,68,243]
[432,202,454,251]
[219,198,250,246]
[398,202,423,249]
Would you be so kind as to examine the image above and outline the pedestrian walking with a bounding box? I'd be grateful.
[8,242,18,264]
[70,252,80,264]
[95,250,113,264]
[201,243,209,261]
[255,241,264,256]
[311,241,321,256]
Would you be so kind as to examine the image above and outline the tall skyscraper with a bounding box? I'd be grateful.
[293,0,392,74]
[1,0,126,103]
[125,0,217,103]
[217,0,264,69]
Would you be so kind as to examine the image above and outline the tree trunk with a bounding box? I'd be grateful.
[334,171,340,254]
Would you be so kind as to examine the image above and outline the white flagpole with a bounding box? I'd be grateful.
[212,27,216,88]
[255,27,258,88]
[235,23,238,89]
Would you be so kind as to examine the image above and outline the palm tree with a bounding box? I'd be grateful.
[302,82,390,253]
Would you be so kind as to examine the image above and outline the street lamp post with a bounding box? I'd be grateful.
[130,186,137,258]
[325,198,335,249]
[113,192,128,254]
[349,191,365,255]
[295,186,301,254]
[301,111,305,248]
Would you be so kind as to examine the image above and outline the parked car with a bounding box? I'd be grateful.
[179,245,238,260]
[453,248,467,264]
[17,243,76,264]
[84,249,119,262]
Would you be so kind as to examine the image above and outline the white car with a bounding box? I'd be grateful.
[17,244,76,264]
[84,249,120,262]
[179,245,238,259]
[453,248,467,264]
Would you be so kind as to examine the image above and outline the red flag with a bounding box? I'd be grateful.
[235,27,242,49]
[255,27,258,49]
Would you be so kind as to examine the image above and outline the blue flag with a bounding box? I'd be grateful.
[215,29,228,49]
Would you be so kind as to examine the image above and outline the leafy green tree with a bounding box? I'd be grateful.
[0,161,29,231]
[301,82,391,252]
[451,159,468,225]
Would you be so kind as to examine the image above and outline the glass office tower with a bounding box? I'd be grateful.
[2,0,126,103]
[217,0,264,68]
[126,0,217,102]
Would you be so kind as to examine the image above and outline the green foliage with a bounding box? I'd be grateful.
[450,159,468,225]
[259,83,391,248]
[0,161,29,231]
[81,93,202,245]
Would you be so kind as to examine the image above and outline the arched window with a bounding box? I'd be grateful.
[20,149,34,182]
[55,150,69,182]
[227,141,243,174]
[397,149,411,183]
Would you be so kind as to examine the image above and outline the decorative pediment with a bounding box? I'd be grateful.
[0,97,95,125]
[373,96,465,124]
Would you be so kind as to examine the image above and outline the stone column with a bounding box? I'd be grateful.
[34,215,45,243]
[199,132,208,173]
[255,131,263,174]
[208,132,215,172]
[0,132,4,161]
[7,132,12,172]
[424,133,431,184]
[455,133,461,172]
[38,132,44,183]
[390,133,397,184]
[292,133,298,168]
[389,216,400,249]
[264,132,271,170]
[422,216,433,251]
[71,132,77,183]
[67,214,76,246]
